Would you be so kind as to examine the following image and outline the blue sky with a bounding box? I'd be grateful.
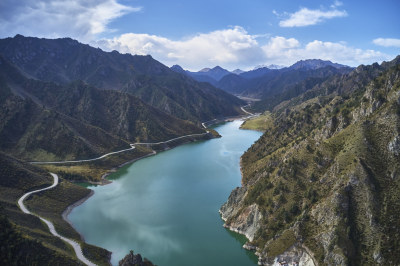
[1,0,399,70]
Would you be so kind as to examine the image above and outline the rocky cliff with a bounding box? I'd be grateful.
[221,56,400,265]
[119,250,155,266]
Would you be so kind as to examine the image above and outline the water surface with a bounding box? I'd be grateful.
[69,120,262,265]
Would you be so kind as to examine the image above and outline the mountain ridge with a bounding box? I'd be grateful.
[0,55,208,161]
[0,35,244,123]
[222,55,400,265]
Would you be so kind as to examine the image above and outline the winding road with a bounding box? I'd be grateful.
[241,105,257,117]
[31,131,210,165]
[18,173,97,266]
[22,111,250,264]
[23,131,213,264]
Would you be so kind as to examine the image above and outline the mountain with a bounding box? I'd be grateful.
[252,64,285,71]
[289,59,350,70]
[221,56,400,265]
[232,69,245,75]
[266,64,285,70]
[170,64,186,74]
[217,74,249,95]
[171,65,233,86]
[218,65,352,102]
[0,55,206,161]
[0,35,244,123]
[197,66,232,81]
[239,67,274,80]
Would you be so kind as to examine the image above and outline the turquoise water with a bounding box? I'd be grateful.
[69,120,262,265]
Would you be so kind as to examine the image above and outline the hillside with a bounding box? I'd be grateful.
[0,55,207,161]
[219,64,352,100]
[0,152,111,265]
[0,35,244,122]
[221,56,400,265]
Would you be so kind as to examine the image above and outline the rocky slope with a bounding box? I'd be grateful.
[119,250,154,266]
[0,35,244,123]
[221,56,400,265]
[0,55,210,161]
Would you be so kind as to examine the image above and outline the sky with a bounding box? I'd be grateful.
[0,0,399,71]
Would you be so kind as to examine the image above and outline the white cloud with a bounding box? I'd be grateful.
[373,38,400,48]
[97,26,267,70]
[262,38,390,67]
[0,0,139,41]
[278,5,347,27]
[97,28,392,70]
[331,1,343,8]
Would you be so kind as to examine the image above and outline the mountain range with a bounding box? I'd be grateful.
[0,35,246,264]
[1,33,399,266]
[0,35,247,161]
[172,59,354,111]
[0,35,244,123]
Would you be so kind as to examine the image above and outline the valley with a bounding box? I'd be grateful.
[0,33,399,266]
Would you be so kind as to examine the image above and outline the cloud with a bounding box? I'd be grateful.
[97,28,392,70]
[97,26,267,70]
[0,0,139,41]
[278,5,347,27]
[331,1,343,8]
[373,38,400,48]
[262,38,390,67]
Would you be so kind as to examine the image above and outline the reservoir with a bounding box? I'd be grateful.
[69,120,262,265]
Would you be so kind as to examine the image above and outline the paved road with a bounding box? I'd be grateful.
[241,105,255,116]
[23,109,255,264]
[31,132,209,165]
[17,173,97,266]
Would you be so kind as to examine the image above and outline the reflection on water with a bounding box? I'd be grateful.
[69,120,262,266]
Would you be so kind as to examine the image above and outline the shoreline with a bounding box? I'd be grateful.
[60,111,256,264]
[61,150,158,241]
[62,190,95,241]
[59,134,210,244]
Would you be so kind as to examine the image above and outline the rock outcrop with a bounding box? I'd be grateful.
[119,250,154,266]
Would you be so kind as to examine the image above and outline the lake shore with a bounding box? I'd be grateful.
[68,119,262,265]
[62,113,257,265]
[62,190,95,241]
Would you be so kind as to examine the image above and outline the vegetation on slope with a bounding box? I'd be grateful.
[228,57,400,265]
[0,152,111,265]
[0,55,209,161]
[240,112,274,131]
[0,35,244,122]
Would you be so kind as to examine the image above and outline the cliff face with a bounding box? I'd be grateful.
[221,57,400,265]
[220,187,262,241]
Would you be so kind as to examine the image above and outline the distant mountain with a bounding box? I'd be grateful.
[289,59,350,70]
[239,67,274,80]
[253,64,285,70]
[0,55,205,161]
[170,64,186,74]
[171,65,235,86]
[0,35,244,123]
[218,65,351,101]
[266,64,285,69]
[196,66,232,81]
[232,69,245,75]
[217,74,249,95]
[213,60,353,110]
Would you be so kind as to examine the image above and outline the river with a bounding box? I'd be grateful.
[69,120,262,265]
